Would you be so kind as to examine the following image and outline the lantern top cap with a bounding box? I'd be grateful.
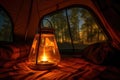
[41,27,55,34]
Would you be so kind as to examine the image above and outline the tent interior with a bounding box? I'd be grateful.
[0,0,120,80]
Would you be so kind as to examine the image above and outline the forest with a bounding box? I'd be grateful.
[42,7,107,51]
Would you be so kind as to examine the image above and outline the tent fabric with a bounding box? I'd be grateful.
[0,44,30,68]
[0,1,120,79]
[92,0,120,50]
[82,42,120,66]
[0,0,105,40]
[0,0,120,50]
[0,0,39,42]
[1,57,120,80]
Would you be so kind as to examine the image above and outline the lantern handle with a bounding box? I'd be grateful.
[41,18,53,28]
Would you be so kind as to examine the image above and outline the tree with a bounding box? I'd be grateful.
[69,8,81,43]
[80,8,98,44]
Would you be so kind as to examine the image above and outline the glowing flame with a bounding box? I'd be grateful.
[41,48,48,61]
[42,54,48,61]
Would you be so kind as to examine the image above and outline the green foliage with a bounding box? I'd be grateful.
[41,7,107,50]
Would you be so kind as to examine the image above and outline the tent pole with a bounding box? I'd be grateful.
[24,0,34,42]
[65,8,75,53]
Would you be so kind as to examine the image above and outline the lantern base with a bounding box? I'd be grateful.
[28,63,57,70]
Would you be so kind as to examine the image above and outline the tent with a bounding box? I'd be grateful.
[0,0,120,79]
[0,0,119,47]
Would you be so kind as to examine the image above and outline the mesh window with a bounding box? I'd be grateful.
[41,7,107,54]
[0,6,13,42]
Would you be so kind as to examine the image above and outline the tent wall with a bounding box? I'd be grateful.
[92,0,120,49]
[0,0,39,42]
[0,0,120,49]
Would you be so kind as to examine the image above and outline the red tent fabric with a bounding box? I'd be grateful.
[92,0,120,50]
[0,1,120,80]
[0,0,120,50]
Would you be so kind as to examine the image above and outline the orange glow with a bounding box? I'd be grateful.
[41,48,48,62]
[45,37,54,46]
[28,28,61,70]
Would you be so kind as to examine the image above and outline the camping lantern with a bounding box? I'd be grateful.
[28,27,61,70]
